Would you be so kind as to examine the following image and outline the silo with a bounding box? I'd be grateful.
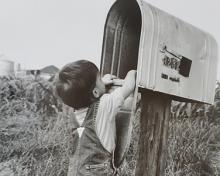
[0,55,15,76]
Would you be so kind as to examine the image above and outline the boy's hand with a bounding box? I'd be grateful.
[120,70,137,99]
[102,74,117,85]
[102,74,125,86]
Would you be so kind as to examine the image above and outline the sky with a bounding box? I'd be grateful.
[0,0,219,79]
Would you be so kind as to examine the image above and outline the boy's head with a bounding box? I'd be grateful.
[55,60,106,109]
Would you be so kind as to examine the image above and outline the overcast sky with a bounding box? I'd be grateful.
[0,0,219,78]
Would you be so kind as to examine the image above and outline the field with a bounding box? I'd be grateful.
[1,76,220,176]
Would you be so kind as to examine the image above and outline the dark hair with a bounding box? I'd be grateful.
[55,60,99,109]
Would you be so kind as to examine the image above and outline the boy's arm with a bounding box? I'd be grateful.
[116,70,136,99]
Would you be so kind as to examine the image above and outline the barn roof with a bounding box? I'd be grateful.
[41,65,59,74]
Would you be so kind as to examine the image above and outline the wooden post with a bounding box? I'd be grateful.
[135,90,171,176]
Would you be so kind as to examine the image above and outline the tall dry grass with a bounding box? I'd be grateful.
[1,77,220,175]
[0,76,78,176]
[164,85,220,176]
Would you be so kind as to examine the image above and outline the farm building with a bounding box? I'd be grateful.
[15,65,59,80]
[0,55,15,77]
[40,65,59,80]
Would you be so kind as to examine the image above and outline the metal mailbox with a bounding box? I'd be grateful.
[100,0,219,169]
[101,0,219,104]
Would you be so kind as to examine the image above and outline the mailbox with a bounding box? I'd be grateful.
[101,0,219,104]
[100,0,219,169]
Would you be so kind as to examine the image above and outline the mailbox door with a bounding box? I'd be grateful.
[100,0,141,167]
[100,0,141,78]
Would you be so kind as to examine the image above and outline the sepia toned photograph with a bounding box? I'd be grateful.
[0,0,220,175]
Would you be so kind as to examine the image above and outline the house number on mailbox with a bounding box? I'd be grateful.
[163,55,180,71]
[160,44,192,77]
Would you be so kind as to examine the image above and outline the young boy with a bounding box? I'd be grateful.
[55,60,136,175]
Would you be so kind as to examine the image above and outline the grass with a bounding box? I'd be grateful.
[1,76,220,175]
[0,76,77,175]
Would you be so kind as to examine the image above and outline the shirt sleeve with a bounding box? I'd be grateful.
[95,87,125,152]
[105,87,125,119]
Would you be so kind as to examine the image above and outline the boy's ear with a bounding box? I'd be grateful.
[92,87,100,98]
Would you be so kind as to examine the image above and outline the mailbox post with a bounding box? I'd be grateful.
[101,0,218,175]
[135,91,171,176]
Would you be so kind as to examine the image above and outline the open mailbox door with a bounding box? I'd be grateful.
[101,0,218,167]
